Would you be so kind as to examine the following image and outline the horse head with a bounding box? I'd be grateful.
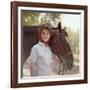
[49,22,74,70]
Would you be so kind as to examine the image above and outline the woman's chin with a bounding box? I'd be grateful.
[44,40,49,43]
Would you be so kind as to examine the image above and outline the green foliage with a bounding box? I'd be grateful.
[21,11,40,26]
[21,11,61,26]
[40,13,61,26]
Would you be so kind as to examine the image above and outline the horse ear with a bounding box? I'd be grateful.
[58,22,62,33]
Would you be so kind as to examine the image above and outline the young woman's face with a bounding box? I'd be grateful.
[41,29,51,43]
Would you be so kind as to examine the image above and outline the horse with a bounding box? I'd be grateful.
[49,22,74,74]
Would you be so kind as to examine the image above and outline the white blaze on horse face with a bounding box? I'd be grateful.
[41,29,51,43]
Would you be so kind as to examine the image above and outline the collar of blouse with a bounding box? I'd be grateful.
[38,41,49,47]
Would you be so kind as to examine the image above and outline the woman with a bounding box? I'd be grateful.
[29,24,60,77]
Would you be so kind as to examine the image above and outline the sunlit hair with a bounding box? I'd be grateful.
[38,24,52,41]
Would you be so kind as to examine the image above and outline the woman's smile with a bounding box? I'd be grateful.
[41,29,51,42]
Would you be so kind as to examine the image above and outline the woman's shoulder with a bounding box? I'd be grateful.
[31,43,39,51]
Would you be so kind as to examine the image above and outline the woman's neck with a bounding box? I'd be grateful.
[39,40,48,47]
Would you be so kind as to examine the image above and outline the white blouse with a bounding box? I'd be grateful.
[30,41,54,76]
